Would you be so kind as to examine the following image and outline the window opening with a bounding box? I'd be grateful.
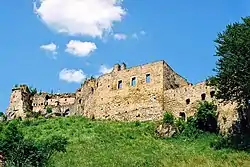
[118,80,122,89]
[146,74,151,83]
[131,77,136,86]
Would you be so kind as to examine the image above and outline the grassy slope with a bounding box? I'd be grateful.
[20,117,250,167]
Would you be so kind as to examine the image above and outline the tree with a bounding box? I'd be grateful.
[211,17,250,111]
[0,121,68,167]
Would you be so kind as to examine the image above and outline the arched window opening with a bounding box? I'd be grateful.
[186,98,190,105]
[210,91,215,98]
[179,112,186,120]
[201,93,206,101]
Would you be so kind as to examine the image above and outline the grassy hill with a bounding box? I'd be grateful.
[17,117,250,167]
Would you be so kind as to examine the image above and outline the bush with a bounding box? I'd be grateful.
[195,101,218,133]
[169,101,218,139]
[46,107,53,114]
[163,112,174,124]
[0,121,68,167]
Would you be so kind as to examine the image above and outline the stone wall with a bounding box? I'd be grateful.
[5,60,238,133]
[75,61,167,121]
[6,85,32,119]
[32,93,75,115]
[163,82,238,133]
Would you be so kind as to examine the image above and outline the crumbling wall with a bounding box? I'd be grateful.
[75,61,167,121]
[163,82,238,133]
[32,93,75,115]
[163,62,190,90]
[6,85,32,119]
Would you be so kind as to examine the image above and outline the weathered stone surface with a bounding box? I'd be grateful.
[156,123,176,138]
[5,60,238,133]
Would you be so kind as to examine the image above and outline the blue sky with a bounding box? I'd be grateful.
[0,0,249,112]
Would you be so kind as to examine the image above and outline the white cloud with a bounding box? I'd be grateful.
[65,40,97,57]
[99,65,113,74]
[131,30,146,39]
[140,30,146,35]
[113,33,127,40]
[34,0,126,38]
[40,43,58,55]
[59,68,86,83]
[132,33,138,39]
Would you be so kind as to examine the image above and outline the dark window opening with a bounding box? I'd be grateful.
[179,112,186,120]
[146,74,151,83]
[131,77,136,86]
[186,98,190,105]
[65,99,67,101]
[210,91,215,98]
[91,87,94,93]
[79,99,82,104]
[64,109,70,116]
[45,95,49,100]
[201,93,206,100]
[118,80,122,89]
[108,85,110,88]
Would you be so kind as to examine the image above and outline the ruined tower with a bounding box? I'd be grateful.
[6,85,32,119]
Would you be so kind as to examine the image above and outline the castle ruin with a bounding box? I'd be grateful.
[6,60,238,133]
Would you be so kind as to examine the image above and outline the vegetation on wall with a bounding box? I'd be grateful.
[46,107,53,114]
[163,101,218,139]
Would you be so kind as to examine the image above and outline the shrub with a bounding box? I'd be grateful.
[195,101,218,133]
[0,121,68,167]
[135,121,141,127]
[29,86,37,95]
[163,112,174,124]
[46,107,53,114]
[172,101,218,139]
[0,112,4,117]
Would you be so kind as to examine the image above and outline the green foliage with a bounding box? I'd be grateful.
[0,121,67,167]
[174,101,218,139]
[163,112,174,124]
[29,86,37,95]
[12,117,250,166]
[26,111,43,119]
[134,121,141,127]
[195,101,218,133]
[46,107,53,114]
[0,112,4,117]
[211,133,250,151]
[213,17,250,106]
[176,117,202,139]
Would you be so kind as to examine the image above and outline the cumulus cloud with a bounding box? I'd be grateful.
[65,40,97,57]
[40,43,58,55]
[59,68,86,83]
[113,33,127,40]
[34,0,126,38]
[99,65,113,74]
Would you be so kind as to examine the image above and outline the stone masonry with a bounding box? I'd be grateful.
[6,60,238,133]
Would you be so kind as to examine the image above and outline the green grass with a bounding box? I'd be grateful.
[18,117,250,167]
